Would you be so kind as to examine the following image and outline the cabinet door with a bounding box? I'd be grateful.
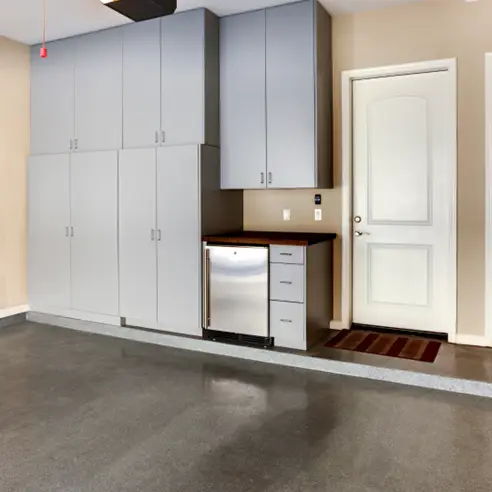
[119,149,158,321]
[71,151,119,315]
[28,154,71,309]
[156,145,201,335]
[75,29,123,152]
[220,11,267,190]
[266,1,316,188]
[122,19,161,149]
[161,10,204,146]
[31,40,75,155]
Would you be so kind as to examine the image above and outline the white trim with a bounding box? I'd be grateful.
[29,306,121,326]
[485,54,492,347]
[340,58,458,338]
[0,305,29,319]
[453,334,490,348]
[330,320,349,330]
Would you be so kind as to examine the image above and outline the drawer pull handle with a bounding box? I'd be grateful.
[280,253,292,256]
[280,319,292,323]
[280,281,292,285]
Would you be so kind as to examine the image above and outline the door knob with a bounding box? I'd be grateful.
[354,216,362,223]
[354,231,369,237]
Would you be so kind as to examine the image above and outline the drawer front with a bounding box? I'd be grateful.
[270,263,304,303]
[270,245,305,264]
[270,301,305,344]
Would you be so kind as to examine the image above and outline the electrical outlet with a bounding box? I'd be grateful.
[283,209,291,221]
[315,209,322,221]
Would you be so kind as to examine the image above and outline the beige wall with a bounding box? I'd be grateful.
[0,37,29,310]
[244,0,490,336]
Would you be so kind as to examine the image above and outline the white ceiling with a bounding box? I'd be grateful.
[0,0,422,45]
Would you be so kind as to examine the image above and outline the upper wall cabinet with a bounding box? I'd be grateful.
[31,9,219,156]
[31,39,75,155]
[220,0,333,190]
[75,29,123,152]
[122,9,220,149]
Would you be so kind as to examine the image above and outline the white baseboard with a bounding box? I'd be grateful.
[452,334,490,347]
[0,305,29,319]
[330,320,349,330]
[28,307,120,326]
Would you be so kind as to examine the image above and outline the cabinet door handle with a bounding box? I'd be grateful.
[280,281,292,285]
[260,173,265,184]
[161,131,165,143]
[268,172,272,185]
[203,248,211,328]
[74,139,78,151]
[69,140,73,151]
[65,226,69,237]
[157,229,162,241]
[151,229,155,241]
[70,226,74,237]
[280,253,292,257]
[280,319,292,323]
[155,131,159,144]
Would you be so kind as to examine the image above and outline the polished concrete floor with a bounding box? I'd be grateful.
[1,322,492,492]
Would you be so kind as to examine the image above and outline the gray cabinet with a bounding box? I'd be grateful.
[28,154,71,310]
[70,151,119,316]
[220,10,267,190]
[30,40,75,155]
[161,9,219,147]
[28,152,119,318]
[122,19,162,149]
[75,29,123,152]
[220,0,332,190]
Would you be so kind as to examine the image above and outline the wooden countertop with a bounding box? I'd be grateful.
[203,231,337,246]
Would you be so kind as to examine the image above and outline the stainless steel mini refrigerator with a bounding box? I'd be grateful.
[203,245,269,341]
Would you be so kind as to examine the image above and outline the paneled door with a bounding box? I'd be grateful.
[157,145,201,335]
[28,154,71,310]
[70,151,119,315]
[119,148,158,321]
[352,71,455,334]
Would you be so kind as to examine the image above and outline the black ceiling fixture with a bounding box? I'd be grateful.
[101,0,177,22]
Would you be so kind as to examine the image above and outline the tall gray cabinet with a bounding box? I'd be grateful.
[28,9,226,329]
[220,0,332,189]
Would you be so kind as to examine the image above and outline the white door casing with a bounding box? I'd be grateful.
[485,53,492,347]
[346,61,457,336]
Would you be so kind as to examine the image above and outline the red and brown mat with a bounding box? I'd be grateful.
[325,330,441,363]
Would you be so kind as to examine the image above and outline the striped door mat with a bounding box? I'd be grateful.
[325,330,442,363]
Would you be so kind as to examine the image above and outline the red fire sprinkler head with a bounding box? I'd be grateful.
[40,46,48,58]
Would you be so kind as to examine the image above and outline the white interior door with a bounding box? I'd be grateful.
[119,148,158,321]
[157,145,201,335]
[352,71,455,334]
[71,151,119,316]
[28,154,71,310]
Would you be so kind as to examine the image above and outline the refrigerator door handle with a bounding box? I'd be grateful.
[203,248,211,328]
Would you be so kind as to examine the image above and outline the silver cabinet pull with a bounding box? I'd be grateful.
[65,226,69,237]
[260,172,265,184]
[280,319,292,323]
[280,281,292,285]
[69,140,73,151]
[74,139,78,151]
[70,226,74,237]
[157,229,162,241]
[268,172,272,185]
[161,131,165,143]
[155,131,159,144]
[151,229,155,241]
[280,253,292,256]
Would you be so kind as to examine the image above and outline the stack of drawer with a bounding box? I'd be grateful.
[269,245,307,350]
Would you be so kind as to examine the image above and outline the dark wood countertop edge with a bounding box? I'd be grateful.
[202,232,337,247]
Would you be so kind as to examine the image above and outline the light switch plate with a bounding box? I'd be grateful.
[315,209,322,221]
[283,209,291,221]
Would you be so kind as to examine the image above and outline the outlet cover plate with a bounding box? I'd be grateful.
[283,209,291,221]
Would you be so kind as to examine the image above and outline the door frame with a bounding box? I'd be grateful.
[484,54,492,347]
[338,58,458,340]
